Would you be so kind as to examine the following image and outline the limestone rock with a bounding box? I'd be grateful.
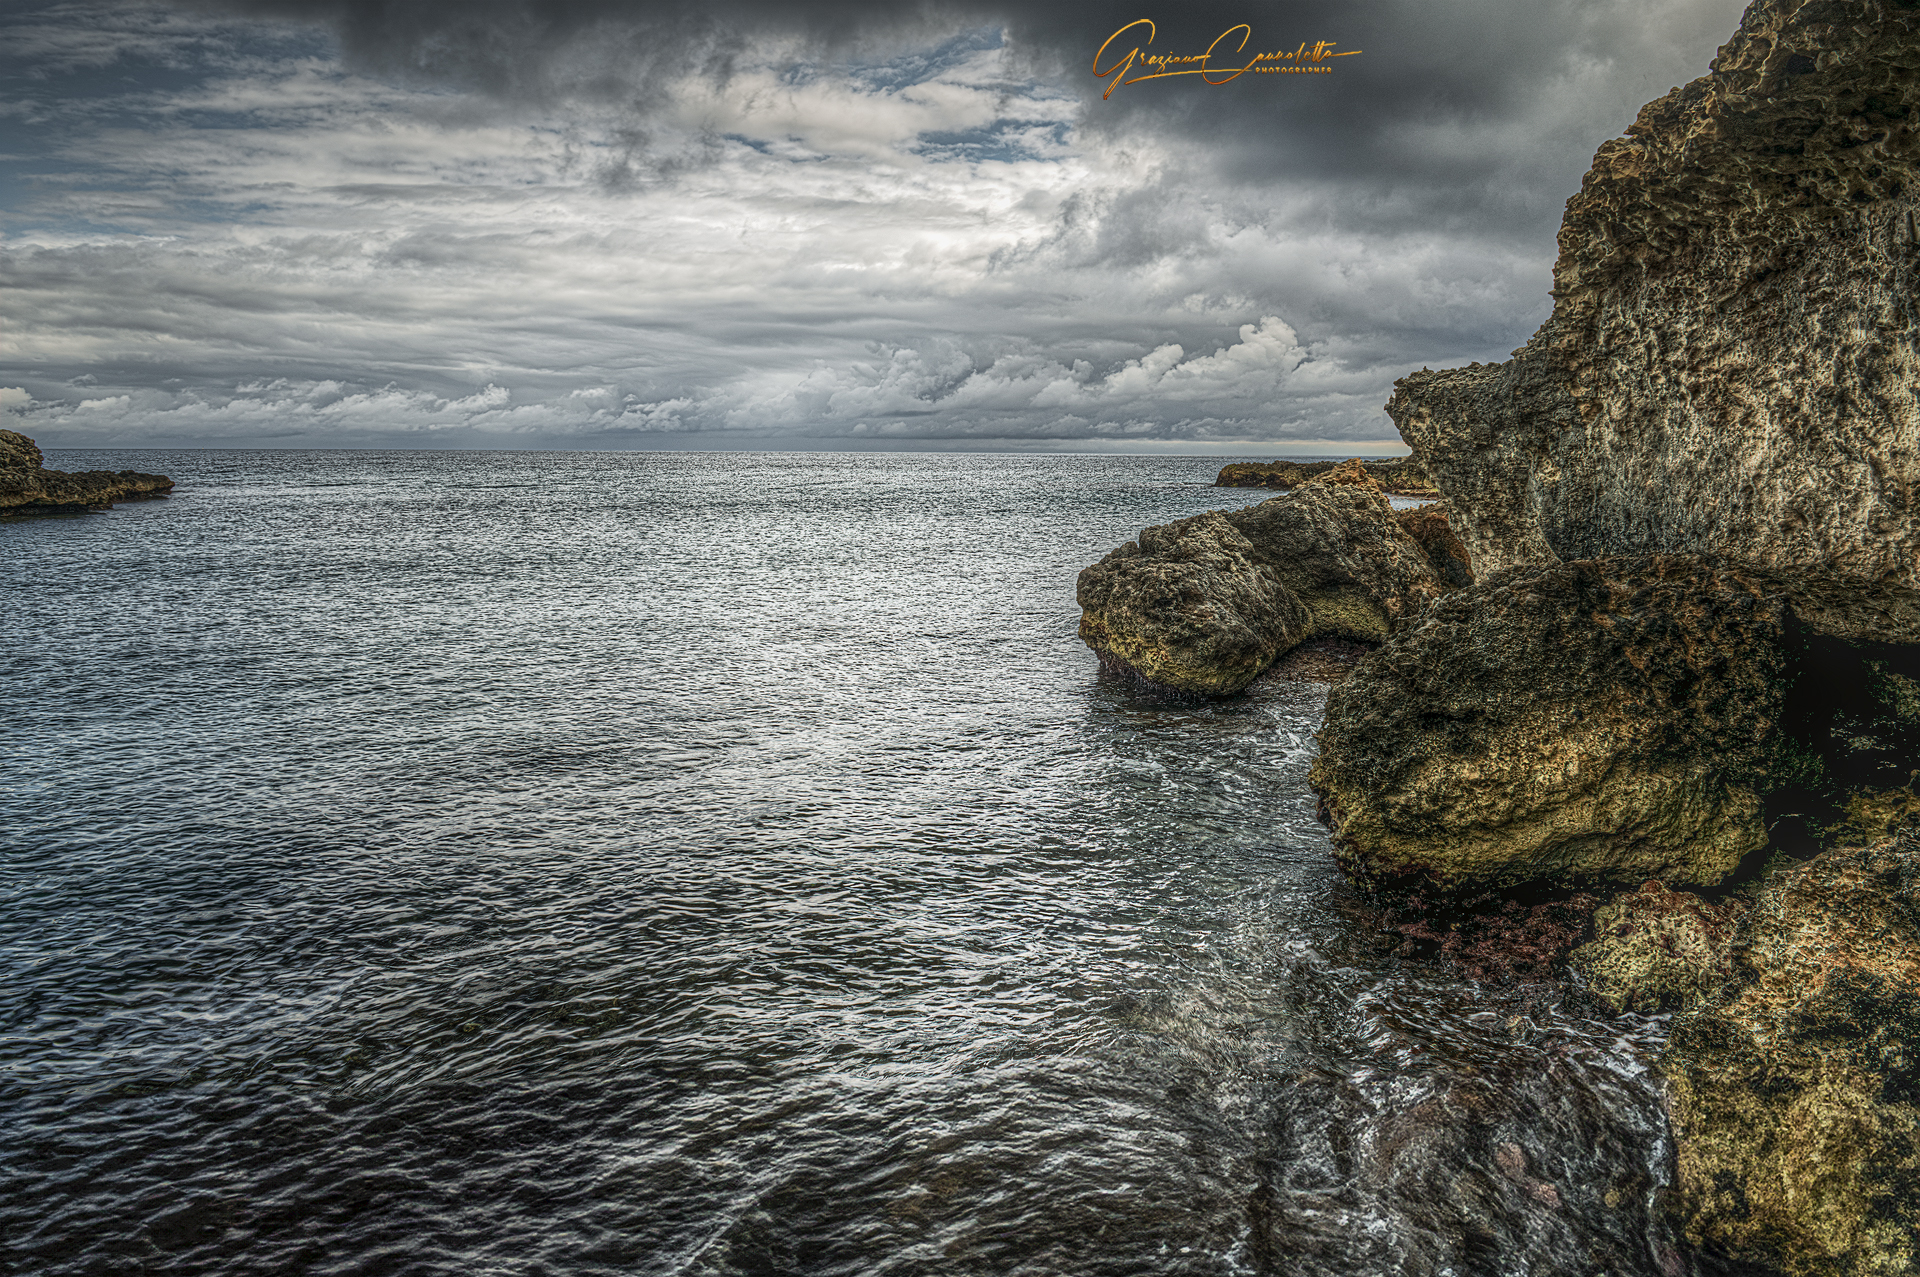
[1310,556,1792,899]
[1665,832,1920,1276]
[1076,484,1444,695]
[0,429,174,516]
[1567,881,1745,1014]
[1076,510,1310,696]
[1396,504,1474,590]
[1386,0,1920,641]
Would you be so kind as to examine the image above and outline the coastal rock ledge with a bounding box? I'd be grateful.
[1076,468,1462,695]
[1,429,174,517]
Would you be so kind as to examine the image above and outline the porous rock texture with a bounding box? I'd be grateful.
[1396,504,1474,589]
[1075,510,1311,697]
[1665,831,1920,1276]
[1566,880,1746,1014]
[0,429,173,516]
[1076,476,1444,695]
[1387,0,1920,643]
[1309,556,1793,899]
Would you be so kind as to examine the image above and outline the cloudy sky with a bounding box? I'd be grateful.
[0,0,1748,451]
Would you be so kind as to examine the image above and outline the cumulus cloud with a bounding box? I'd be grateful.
[0,0,1750,448]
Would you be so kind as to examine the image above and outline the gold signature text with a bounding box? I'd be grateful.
[1093,20,1361,99]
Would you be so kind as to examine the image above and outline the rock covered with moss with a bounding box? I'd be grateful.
[1387,0,1920,642]
[1665,831,1920,1276]
[1077,476,1445,695]
[1310,556,1793,899]
[0,429,173,516]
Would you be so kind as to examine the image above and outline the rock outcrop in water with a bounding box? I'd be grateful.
[1216,455,1439,497]
[1385,0,1920,644]
[1077,472,1448,695]
[1298,2,1920,1271]
[1,429,173,516]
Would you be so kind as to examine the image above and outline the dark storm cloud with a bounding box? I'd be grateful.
[1,0,1749,448]
[177,0,1739,219]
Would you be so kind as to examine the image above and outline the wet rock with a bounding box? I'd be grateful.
[1386,892,1600,984]
[1310,556,1793,899]
[0,428,173,517]
[1665,832,1920,1276]
[1396,504,1474,590]
[1077,482,1443,695]
[1567,881,1745,1015]
[1076,510,1310,696]
[1385,0,1920,643]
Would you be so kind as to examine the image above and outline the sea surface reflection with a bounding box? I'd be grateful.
[4,452,1678,1275]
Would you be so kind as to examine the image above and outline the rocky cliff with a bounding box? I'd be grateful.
[1388,0,1920,643]
[1306,4,1920,1270]
[0,429,174,516]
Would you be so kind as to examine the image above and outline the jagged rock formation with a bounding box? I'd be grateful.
[1077,475,1445,695]
[0,429,173,516]
[1075,510,1312,697]
[1665,831,1920,1276]
[1310,556,1794,899]
[1216,455,1439,497]
[1387,0,1920,643]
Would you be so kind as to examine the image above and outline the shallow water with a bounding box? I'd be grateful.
[3,451,1680,1276]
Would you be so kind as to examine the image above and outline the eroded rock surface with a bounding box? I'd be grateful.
[1,429,173,516]
[1077,480,1443,695]
[1666,832,1920,1276]
[1396,504,1474,590]
[1310,556,1793,899]
[1567,881,1746,1014]
[1387,0,1920,641]
[1076,511,1309,696]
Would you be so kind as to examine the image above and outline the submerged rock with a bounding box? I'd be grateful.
[1386,0,1920,642]
[0,429,173,517]
[1310,556,1793,900]
[1666,831,1920,1276]
[1077,479,1443,695]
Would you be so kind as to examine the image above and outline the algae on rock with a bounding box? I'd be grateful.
[1665,832,1920,1277]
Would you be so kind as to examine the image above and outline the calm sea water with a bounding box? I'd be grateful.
[4,451,1679,1277]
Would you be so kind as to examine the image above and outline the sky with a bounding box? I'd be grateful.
[0,0,1750,452]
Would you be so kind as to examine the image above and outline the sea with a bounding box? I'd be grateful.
[4,450,1682,1277]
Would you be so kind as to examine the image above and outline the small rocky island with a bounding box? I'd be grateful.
[1215,456,1440,498]
[1,429,173,517]
[1077,0,1920,1272]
